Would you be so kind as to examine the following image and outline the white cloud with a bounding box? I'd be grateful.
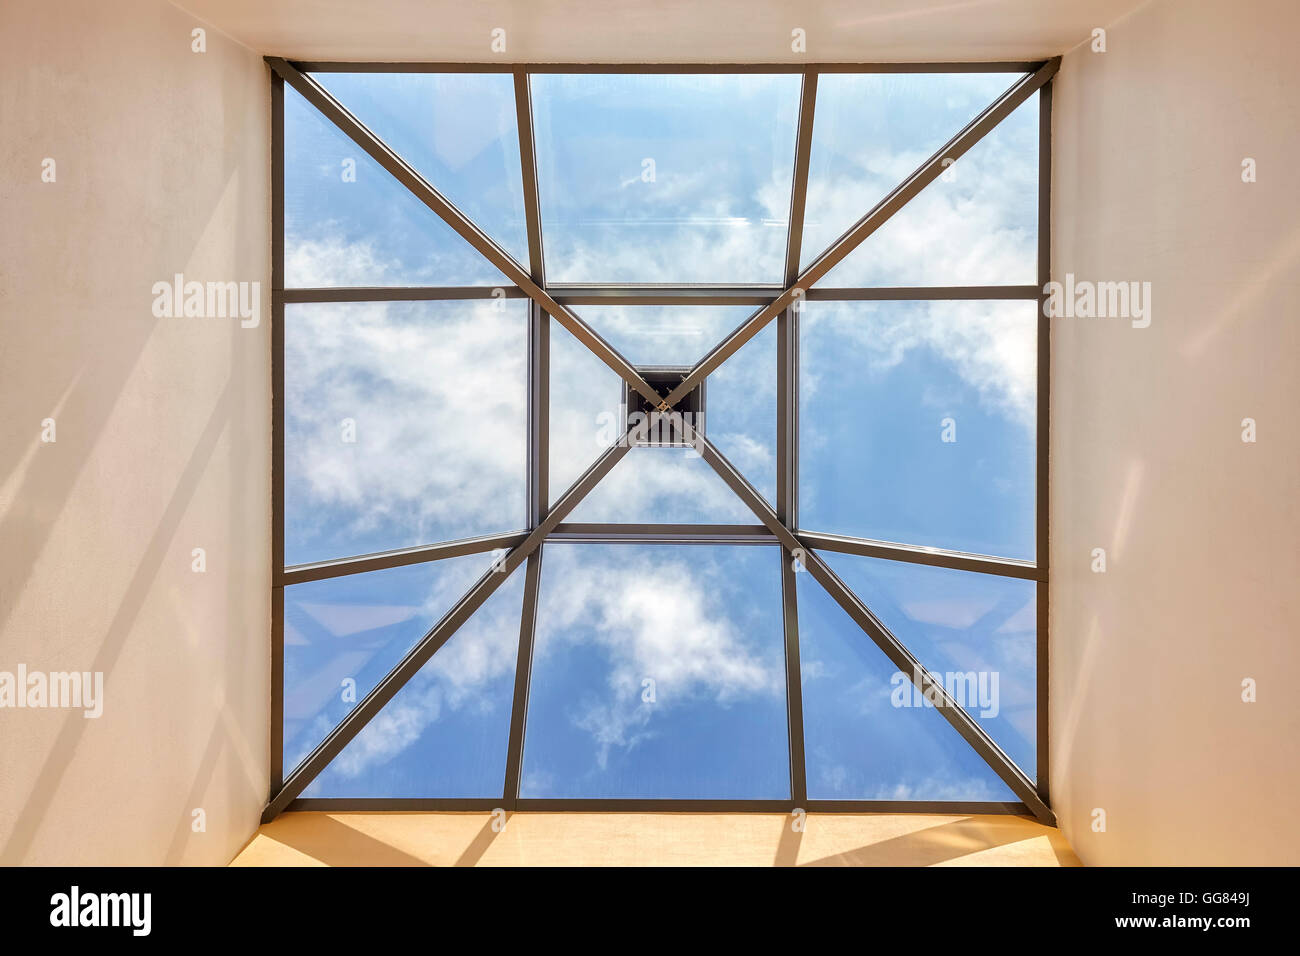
[809,88,1038,288]
[711,431,773,480]
[803,299,1036,428]
[285,296,528,555]
[543,177,791,284]
[306,546,785,782]
[534,546,784,768]
[900,596,1003,631]
[287,234,397,289]
[315,559,523,781]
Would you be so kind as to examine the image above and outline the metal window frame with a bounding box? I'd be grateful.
[266,57,1058,824]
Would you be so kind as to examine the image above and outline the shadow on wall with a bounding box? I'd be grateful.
[231,812,1081,866]
[0,0,270,865]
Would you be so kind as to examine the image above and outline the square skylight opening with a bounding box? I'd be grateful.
[269,60,1053,822]
[621,367,706,447]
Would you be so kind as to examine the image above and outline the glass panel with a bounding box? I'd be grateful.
[819,92,1039,287]
[798,300,1035,560]
[548,316,623,506]
[548,305,774,515]
[282,553,498,775]
[311,72,530,266]
[801,72,1016,273]
[285,300,527,566]
[796,570,1017,801]
[564,446,755,524]
[821,552,1037,780]
[302,560,525,798]
[284,83,507,287]
[532,73,801,283]
[706,321,777,506]
[521,544,789,798]
[572,305,752,368]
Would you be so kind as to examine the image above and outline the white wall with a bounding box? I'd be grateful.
[4,0,1295,867]
[171,0,1143,63]
[0,0,270,864]
[1050,0,1300,864]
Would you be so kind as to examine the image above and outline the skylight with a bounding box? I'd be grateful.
[267,58,1056,824]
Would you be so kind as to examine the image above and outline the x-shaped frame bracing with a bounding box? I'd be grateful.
[265,56,1060,824]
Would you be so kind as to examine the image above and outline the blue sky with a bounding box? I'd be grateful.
[530,73,800,283]
[280,71,1040,800]
[799,299,1037,559]
[283,298,528,566]
[522,544,788,799]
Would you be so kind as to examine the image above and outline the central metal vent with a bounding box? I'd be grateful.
[621,367,706,447]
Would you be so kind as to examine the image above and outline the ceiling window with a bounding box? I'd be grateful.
[266,58,1056,823]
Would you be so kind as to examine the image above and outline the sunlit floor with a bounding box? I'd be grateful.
[231,812,1080,866]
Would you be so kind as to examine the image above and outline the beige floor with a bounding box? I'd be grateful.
[231,811,1080,866]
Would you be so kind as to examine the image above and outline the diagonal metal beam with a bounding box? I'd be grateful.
[265,57,664,410]
[660,58,1061,410]
[783,71,818,287]
[262,430,633,822]
[513,70,546,284]
[793,549,1053,824]
[502,548,543,807]
[678,420,1055,825]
